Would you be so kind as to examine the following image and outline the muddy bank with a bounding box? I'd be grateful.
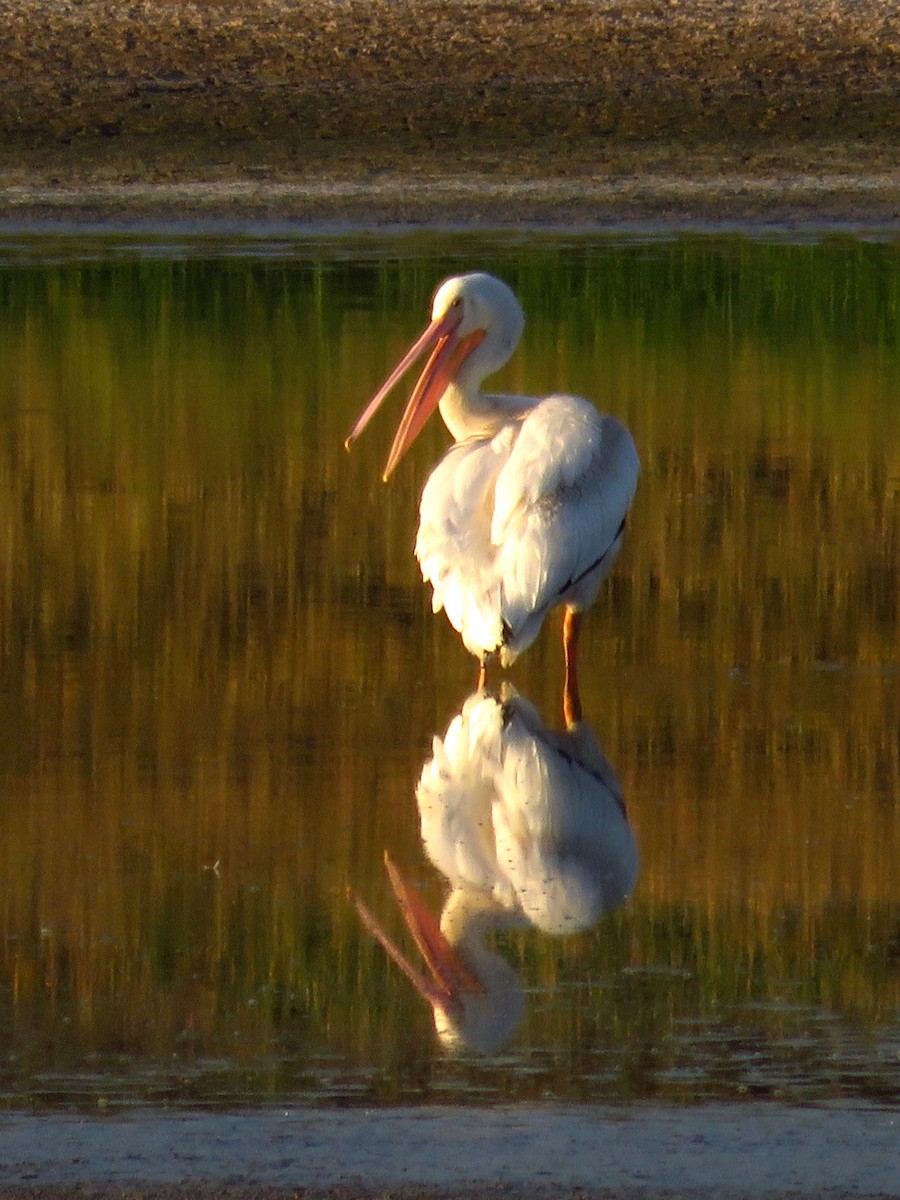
[0,1104,899,1198]
[0,0,898,227]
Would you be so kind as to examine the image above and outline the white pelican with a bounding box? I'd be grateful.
[345,272,639,713]
[353,685,638,1054]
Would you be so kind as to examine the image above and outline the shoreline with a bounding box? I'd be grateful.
[1,1,898,229]
[2,146,898,233]
[1,159,899,234]
[1,1102,899,1198]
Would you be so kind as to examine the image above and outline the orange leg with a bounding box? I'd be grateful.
[563,608,583,727]
[477,660,488,691]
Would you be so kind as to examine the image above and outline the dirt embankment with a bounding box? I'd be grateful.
[0,0,898,226]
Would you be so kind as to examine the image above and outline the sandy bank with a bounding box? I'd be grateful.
[1,1104,899,1199]
[0,0,898,227]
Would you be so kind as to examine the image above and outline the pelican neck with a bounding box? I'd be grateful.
[438,385,534,442]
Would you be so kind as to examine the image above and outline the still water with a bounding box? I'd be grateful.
[0,233,897,1110]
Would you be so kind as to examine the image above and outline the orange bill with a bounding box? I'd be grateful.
[343,303,484,480]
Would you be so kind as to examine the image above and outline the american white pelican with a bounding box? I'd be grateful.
[353,685,638,1054]
[345,273,639,711]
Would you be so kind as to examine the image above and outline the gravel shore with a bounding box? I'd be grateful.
[1,0,898,227]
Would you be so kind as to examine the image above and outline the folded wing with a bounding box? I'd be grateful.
[416,395,639,663]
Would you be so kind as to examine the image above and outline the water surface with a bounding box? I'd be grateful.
[0,233,897,1109]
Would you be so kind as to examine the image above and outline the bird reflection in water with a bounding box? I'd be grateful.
[353,686,638,1054]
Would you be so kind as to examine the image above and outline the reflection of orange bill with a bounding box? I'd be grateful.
[352,853,484,1018]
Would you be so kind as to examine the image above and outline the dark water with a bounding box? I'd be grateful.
[0,232,897,1111]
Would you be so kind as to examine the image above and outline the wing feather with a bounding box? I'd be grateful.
[415,395,639,661]
[493,397,639,653]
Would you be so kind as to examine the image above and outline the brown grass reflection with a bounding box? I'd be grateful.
[0,244,897,1104]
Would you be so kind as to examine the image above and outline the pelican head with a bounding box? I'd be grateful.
[353,854,525,1055]
[431,273,524,367]
[344,272,525,480]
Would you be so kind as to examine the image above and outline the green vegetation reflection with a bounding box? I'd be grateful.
[0,235,897,1109]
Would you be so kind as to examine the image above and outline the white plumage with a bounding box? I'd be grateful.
[352,686,638,1054]
[417,394,638,664]
[345,272,640,676]
[417,687,638,937]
